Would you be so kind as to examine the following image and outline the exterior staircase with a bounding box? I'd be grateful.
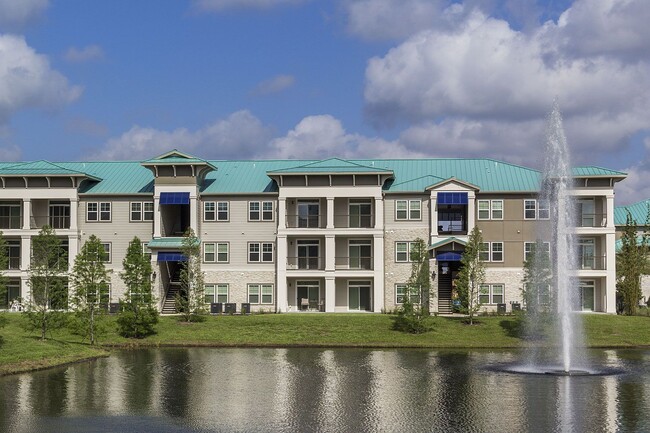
[161,265,182,315]
[437,272,453,314]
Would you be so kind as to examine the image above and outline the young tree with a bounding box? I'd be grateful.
[407,237,431,315]
[23,226,68,340]
[617,209,650,315]
[117,237,159,338]
[456,226,486,325]
[176,228,205,322]
[69,235,110,345]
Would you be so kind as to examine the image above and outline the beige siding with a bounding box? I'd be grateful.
[384,194,430,228]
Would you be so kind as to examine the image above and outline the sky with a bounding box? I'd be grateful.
[0,0,649,205]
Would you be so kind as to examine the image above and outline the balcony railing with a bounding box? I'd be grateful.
[286,214,325,229]
[335,256,373,270]
[576,255,606,270]
[437,221,466,235]
[31,215,71,230]
[334,214,374,228]
[7,257,20,270]
[287,256,324,270]
[0,216,22,230]
[578,213,607,228]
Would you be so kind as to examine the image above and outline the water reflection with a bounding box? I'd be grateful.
[0,348,648,433]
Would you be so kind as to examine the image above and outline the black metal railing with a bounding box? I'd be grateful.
[286,214,325,228]
[578,213,607,228]
[437,221,466,235]
[287,256,324,270]
[0,215,22,229]
[335,256,373,270]
[576,255,607,270]
[334,214,374,228]
[30,215,71,229]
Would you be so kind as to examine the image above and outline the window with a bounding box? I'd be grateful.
[395,200,421,220]
[524,242,550,262]
[349,199,372,228]
[249,201,273,221]
[49,201,70,229]
[538,199,550,219]
[491,242,503,262]
[479,284,504,304]
[204,202,216,221]
[478,200,503,220]
[131,202,153,221]
[349,240,372,269]
[205,284,229,304]
[204,243,229,263]
[479,242,490,261]
[395,284,420,304]
[100,243,111,263]
[0,202,21,229]
[248,283,273,304]
[6,239,20,269]
[217,202,229,221]
[87,202,111,221]
[249,242,273,262]
[395,241,416,262]
[524,200,537,220]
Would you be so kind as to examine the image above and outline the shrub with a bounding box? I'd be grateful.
[392,298,433,334]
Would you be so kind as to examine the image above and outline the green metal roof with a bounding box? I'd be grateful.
[429,237,467,250]
[147,237,200,249]
[0,155,626,196]
[267,158,393,174]
[0,160,101,180]
[614,199,650,226]
[615,236,646,253]
[572,166,627,177]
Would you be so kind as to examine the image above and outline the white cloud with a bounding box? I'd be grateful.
[0,34,82,124]
[64,45,105,63]
[363,1,650,176]
[191,0,306,12]
[250,74,295,96]
[615,138,650,205]
[264,114,423,159]
[0,0,48,29]
[88,110,273,161]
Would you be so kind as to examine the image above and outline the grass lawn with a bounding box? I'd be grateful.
[1,312,648,376]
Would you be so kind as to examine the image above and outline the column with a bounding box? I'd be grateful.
[373,235,384,312]
[605,194,614,228]
[189,195,198,234]
[276,235,288,312]
[20,236,30,271]
[20,275,30,305]
[278,198,286,229]
[605,232,616,313]
[68,236,79,270]
[467,191,476,234]
[326,197,334,229]
[70,198,79,231]
[153,196,161,237]
[22,199,31,230]
[325,235,335,271]
[429,193,437,243]
[374,196,384,229]
[325,276,335,312]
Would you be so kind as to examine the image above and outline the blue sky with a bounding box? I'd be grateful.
[0,0,649,204]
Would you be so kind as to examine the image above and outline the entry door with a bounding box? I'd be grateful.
[348,281,371,311]
[580,280,595,311]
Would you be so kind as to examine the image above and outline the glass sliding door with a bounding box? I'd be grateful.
[297,240,320,269]
[578,238,595,269]
[577,199,595,227]
[579,280,595,311]
[349,200,372,228]
[298,201,320,228]
[348,240,372,269]
[348,281,371,311]
[297,281,320,310]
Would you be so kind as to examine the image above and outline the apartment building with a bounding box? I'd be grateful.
[614,199,650,305]
[0,150,625,314]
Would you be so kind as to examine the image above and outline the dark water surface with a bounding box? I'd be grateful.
[0,348,648,433]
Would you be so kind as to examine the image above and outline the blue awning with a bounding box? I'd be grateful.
[437,192,468,205]
[157,252,187,262]
[436,252,462,261]
[159,192,190,205]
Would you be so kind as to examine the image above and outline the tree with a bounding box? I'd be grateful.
[456,226,486,325]
[23,226,68,340]
[407,237,431,315]
[176,228,205,322]
[117,237,159,338]
[617,208,650,315]
[521,240,553,314]
[69,235,110,345]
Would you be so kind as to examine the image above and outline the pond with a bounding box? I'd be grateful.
[0,348,649,432]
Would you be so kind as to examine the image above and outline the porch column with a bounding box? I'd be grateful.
[189,195,198,234]
[605,232,616,313]
[430,258,439,313]
[325,276,335,312]
[467,191,476,234]
[20,235,30,271]
[276,235,288,312]
[429,193,437,243]
[153,196,161,237]
[69,198,78,231]
[605,194,614,228]
[326,197,334,229]
[373,235,384,312]
[325,235,335,271]
[20,275,30,305]
[68,236,79,270]
[278,198,286,229]
[22,199,31,230]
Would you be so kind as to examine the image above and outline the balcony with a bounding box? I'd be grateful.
[576,255,606,270]
[578,213,607,228]
[287,256,324,270]
[30,214,71,230]
[334,214,374,228]
[0,215,22,230]
[335,256,373,270]
[437,221,467,235]
[286,214,325,229]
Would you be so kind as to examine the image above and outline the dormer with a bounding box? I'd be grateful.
[141,149,217,186]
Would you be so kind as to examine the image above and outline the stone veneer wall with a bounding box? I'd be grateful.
[203,270,276,312]
[481,268,525,313]
[642,275,650,305]
[383,227,429,312]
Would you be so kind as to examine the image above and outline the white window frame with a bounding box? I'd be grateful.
[491,200,503,220]
[479,283,505,305]
[248,283,274,304]
[491,242,504,262]
[249,201,274,221]
[87,202,111,222]
[524,199,537,220]
[524,241,550,262]
[478,200,503,220]
[100,242,111,263]
[478,200,490,220]
[217,201,229,221]
[395,199,421,221]
[249,242,274,263]
[395,284,420,304]
[130,202,153,222]
[479,242,490,261]
[395,241,416,262]
[538,199,550,220]
[204,202,216,221]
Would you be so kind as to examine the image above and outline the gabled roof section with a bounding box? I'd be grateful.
[572,166,627,178]
[389,175,447,192]
[426,177,480,191]
[267,158,393,175]
[0,160,101,180]
[429,237,467,250]
[614,199,650,226]
[142,149,217,169]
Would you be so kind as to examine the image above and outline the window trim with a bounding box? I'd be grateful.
[203,242,229,263]
[203,201,216,221]
[524,199,537,220]
[248,242,274,263]
[395,283,421,304]
[100,242,111,263]
[248,283,274,305]
[477,200,503,220]
[249,201,274,222]
[395,199,422,221]
[395,241,416,263]
[524,241,550,262]
[130,201,154,222]
[490,242,504,262]
[87,201,112,222]
[479,283,505,305]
